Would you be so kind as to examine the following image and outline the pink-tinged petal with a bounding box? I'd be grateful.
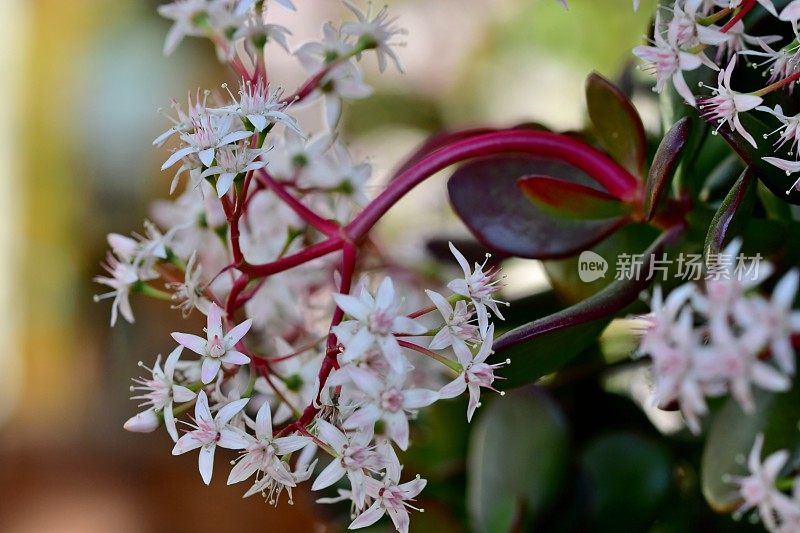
[198,148,216,167]
[748,434,765,472]
[344,404,381,430]
[750,361,790,392]
[343,365,384,398]
[466,384,481,422]
[340,327,375,363]
[386,507,411,533]
[347,469,368,508]
[378,335,406,375]
[161,146,195,170]
[475,304,489,338]
[274,435,310,455]
[374,277,396,311]
[255,401,273,438]
[216,398,249,425]
[733,94,763,113]
[220,350,250,366]
[124,410,160,434]
[385,411,410,450]
[268,461,298,487]
[758,0,778,16]
[225,318,253,346]
[207,303,224,339]
[107,233,137,259]
[763,157,800,173]
[392,315,427,335]
[217,427,249,450]
[316,419,348,453]
[672,70,696,108]
[201,357,222,384]
[247,113,268,132]
[448,241,471,276]
[164,402,179,442]
[734,114,759,148]
[216,173,236,197]
[198,444,215,485]
[219,130,254,145]
[474,326,495,364]
[312,460,346,491]
[172,432,203,455]
[780,0,800,21]
[447,278,470,297]
[403,388,439,409]
[763,449,790,479]
[439,375,467,399]
[451,338,473,367]
[171,332,207,355]
[425,289,454,320]
[333,293,371,322]
[429,327,453,351]
[349,501,385,530]
[172,384,196,403]
[773,270,799,310]
[164,345,183,380]
[398,476,427,499]
[194,390,214,425]
[118,294,135,324]
[227,455,260,485]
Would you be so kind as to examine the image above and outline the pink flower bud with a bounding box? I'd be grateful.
[124,410,160,433]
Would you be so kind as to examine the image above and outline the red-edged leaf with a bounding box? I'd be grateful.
[491,229,676,388]
[519,175,629,220]
[586,72,646,177]
[645,117,691,220]
[704,167,756,256]
[448,156,627,259]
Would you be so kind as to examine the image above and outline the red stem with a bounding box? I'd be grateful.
[255,169,340,237]
[345,130,638,240]
[239,237,344,277]
[720,0,756,32]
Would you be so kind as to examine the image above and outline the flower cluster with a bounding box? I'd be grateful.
[728,434,800,532]
[635,241,800,433]
[96,2,509,531]
[628,0,800,193]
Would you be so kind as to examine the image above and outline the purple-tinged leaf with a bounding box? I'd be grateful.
[491,229,677,388]
[645,117,691,220]
[704,167,756,257]
[586,72,647,177]
[519,175,630,220]
[448,156,626,260]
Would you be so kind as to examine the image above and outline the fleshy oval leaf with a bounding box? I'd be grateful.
[586,72,647,177]
[467,388,569,531]
[448,156,626,259]
[703,167,756,257]
[645,117,692,220]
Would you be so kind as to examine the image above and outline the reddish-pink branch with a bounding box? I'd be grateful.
[345,129,639,240]
[721,0,756,32]
[239,237,344,277]
[255,169,340,236]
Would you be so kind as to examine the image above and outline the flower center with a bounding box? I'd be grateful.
[380,388,404,412]
[208,335,226,358]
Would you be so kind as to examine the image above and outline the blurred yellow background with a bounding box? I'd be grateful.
[0,0,653,531]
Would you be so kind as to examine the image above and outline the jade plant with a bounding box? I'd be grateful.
[94,0,800,531]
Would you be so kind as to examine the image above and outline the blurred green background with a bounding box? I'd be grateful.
[0,0,657,531]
